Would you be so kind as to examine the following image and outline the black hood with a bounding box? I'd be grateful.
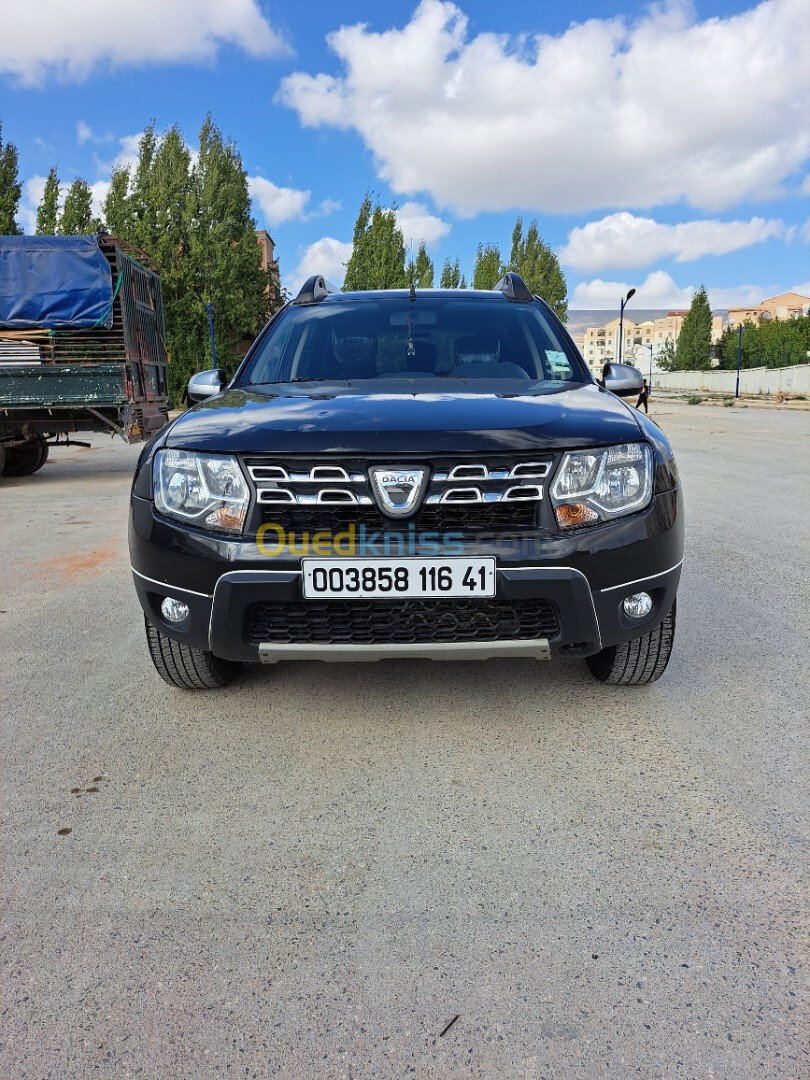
[165,383,642,455]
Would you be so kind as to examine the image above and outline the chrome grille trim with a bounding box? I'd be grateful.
[258,488,373,506]
[248,464,367,485]
[425,486,543,505]
[509,462,551,479]
[257,488,296,504]
[432,461,550,483]
[246,456,552,516]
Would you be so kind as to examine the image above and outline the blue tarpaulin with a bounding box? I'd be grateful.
[0,235,114,330]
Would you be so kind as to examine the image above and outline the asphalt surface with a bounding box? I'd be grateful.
[1,402,808,1079]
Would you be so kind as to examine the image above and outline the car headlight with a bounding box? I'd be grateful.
[550,442,653,528]
[153,449,249,533]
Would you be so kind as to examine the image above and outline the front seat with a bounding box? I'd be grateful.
[450,332,529,379]
[333,330,378,379]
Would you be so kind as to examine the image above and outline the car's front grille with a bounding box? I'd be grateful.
[258,503,538,534]
[243,454,555,535]
[248,598,559,646]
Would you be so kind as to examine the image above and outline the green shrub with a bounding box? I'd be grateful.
[687,395,704,405]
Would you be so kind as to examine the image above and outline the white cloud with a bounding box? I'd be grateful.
[572,272,773,311]
[801,176,810,196]
[395,201,451,248]
[316,198,342,217]
[90,132,144,179]
[18,175,48,233]
[572,271,694,310]
[1,0,289,85]
[801,219,810,242]
[708,284,769,308]
[249,177,311,226]
[111,133,144,173]
[791,281,810,297]
[286,237,353,294]
[279,0,810,215]
[560,212,784,273]
[248,179,341,226]
[77,120,114,146]
[89,180,110,220]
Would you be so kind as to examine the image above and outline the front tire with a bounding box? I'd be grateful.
[144,618,240,689]
[2,440,49,477]
[586,601,676,685]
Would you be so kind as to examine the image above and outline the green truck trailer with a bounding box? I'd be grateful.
[0,234,170,476]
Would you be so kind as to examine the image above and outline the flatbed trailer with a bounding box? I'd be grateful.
[0,234,170,476]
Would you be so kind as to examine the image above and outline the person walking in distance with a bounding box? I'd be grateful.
[636,378,650,414]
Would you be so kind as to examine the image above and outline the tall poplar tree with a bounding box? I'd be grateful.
[188,116,269,370]
[97,117,272,398]
[102,166,133,237]
[440,257,469,288]
[440,257,460,288]
[409,241,434,287]
[507,218,568,320]
[342,193,372,291]
[35,167,60,234]
[472,243,503,290]
[59,177,102,234]
[675,286,713,370]
[0,123,22,234]
[343,195,408,290]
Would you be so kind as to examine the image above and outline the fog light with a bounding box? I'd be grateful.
[161,596,189,623]
[623,592,653,619]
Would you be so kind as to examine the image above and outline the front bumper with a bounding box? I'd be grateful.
[130,488,683,664]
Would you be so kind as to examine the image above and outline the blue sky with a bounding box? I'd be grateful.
[2,0,808,310]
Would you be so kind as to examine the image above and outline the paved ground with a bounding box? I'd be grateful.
[1,403,808,1079]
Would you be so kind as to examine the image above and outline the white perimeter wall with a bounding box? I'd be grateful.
[652,365,810,395]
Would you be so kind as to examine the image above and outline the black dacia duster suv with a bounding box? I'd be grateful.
[129,274,683,690]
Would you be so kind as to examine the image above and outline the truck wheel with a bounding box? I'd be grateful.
[144,618,240,689]
[586,600,676,685]
[2,440,49,477]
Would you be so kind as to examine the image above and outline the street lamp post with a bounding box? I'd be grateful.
[736,324,743,399]
[205,302,217,369]
[618,288,636,367]
[645,343,654,385]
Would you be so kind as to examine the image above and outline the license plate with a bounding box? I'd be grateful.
[302,557,496,599]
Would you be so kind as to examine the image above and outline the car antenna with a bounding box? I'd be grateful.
[409,240,416,301]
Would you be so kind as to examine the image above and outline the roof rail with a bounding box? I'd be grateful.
[493,272,533,303]
[293,275,338,305]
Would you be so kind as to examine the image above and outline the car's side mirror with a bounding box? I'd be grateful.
[186,368,226,404]
[603,363,644,398]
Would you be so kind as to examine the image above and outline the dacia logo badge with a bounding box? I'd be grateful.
[369,466,427,518]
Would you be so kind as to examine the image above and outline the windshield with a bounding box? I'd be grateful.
[239,296,587,391]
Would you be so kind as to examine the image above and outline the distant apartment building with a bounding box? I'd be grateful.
[577,311,723,374]
[728,291,810,328]
[574,291,809,374]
